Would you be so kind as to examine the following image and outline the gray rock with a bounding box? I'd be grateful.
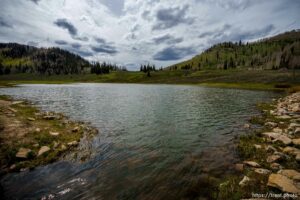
[38,146,50,157]
[12,101,24,105]
[49,131,60,136]
[270,163,281,170]
[265,122,277,128]
[254,144,262,149]
[72,126,80,132]
[43,115,56,120]
[67,141,78,147]
[254,168,271,175]
[273,135,292,145]
[267,155,282,163]
[16,148,32,159]
[243,161,261,168]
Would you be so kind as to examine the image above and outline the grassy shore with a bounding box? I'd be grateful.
[216,92,300,199]
[0,69,300,90]
[0,95,97,174]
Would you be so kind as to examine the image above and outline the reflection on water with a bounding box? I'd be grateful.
[0,84,280,199]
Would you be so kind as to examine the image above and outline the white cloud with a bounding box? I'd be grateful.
[0,0,299,70]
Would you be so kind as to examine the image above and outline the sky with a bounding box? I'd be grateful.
[0,0,299,70]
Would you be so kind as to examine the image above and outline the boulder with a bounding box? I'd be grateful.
[266,145,277,153]
[278,169,300,181]
[267,174,300,194]
[273,135,292,145]
[38,146,50,157]
[49,131,60,136]
[289,123,300,128]
[254,168,271,175]
[239,176,250,187]
[267,155,282,163]
[243,161,260,168]
[292,138,300,146]
[283,146,300,155]
[16,148,32,159]
[261,132,281,139]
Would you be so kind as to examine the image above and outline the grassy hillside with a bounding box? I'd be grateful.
[168,30,300,70]
[0,43,90,75]
[1,69,300,91]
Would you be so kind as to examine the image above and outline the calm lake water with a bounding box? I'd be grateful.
[0,84,281,199]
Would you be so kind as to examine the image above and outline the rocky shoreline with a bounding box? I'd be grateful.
[0,95,98,174]
[226,92,300,199]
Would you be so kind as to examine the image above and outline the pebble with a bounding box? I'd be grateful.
[49,131,60,136]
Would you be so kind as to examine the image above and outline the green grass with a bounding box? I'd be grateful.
[1,69,300,90]
[0,96,88,171]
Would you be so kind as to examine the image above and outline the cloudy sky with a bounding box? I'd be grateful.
[0,0,299,70]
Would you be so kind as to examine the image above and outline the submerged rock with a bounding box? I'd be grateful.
[273,135,292,145]
[16,148,32,159]
[267,174,300,194]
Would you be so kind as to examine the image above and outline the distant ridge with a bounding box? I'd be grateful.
[168,29,300,71]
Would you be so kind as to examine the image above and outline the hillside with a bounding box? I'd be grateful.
[0,43,90,75]
[168,30,300,71]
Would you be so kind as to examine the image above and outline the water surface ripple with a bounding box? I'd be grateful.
[0,84,280,199]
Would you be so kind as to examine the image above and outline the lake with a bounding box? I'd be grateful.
[0,84,281,199]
